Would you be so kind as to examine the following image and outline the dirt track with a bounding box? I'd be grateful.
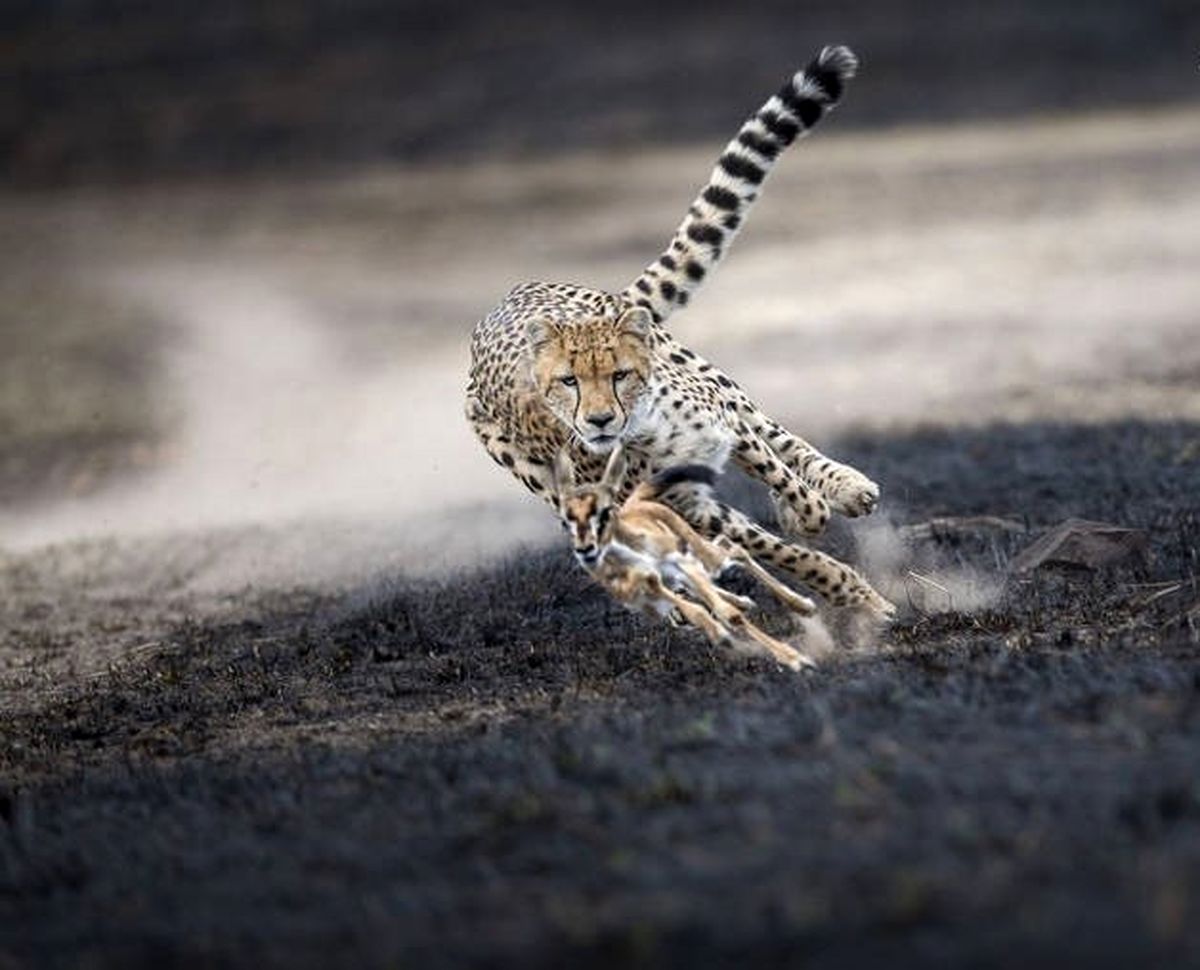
[2,108,1200,966]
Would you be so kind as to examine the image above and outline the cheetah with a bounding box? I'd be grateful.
[466,45,893,617]
[554,444,817,671]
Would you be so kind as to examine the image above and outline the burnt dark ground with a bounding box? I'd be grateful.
[3,419,1199,968]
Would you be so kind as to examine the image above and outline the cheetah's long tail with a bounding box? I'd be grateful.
[621,45,858,325]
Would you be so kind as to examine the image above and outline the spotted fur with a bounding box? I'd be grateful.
[466,46,892,615]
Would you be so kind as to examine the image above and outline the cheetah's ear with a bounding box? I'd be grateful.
[553,447,576,492]
[617,306,652,341]
[601,441,627,489]
[525,318,558,351]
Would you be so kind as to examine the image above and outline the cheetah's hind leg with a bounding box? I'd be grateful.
[667,484,897,620]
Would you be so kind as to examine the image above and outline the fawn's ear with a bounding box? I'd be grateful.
[601,441,627,489]
[553,447,576,492]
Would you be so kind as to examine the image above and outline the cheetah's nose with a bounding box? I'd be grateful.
[586,412,615,430]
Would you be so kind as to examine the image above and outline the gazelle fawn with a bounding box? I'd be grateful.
[554,444,819,671]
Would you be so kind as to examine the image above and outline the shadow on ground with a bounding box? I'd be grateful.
[2,420,1199,968]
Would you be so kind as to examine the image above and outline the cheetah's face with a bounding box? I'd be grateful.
[527,307,652,452]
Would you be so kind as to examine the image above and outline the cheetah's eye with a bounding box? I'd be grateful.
[597,507,611,528]
[612,369,631,382]
[559,375,578,388]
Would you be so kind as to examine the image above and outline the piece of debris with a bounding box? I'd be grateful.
[905,570,955,614]
[1010,518,1149,574]
[899,516,1026,542]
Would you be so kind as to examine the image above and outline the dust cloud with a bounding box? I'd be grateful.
[0,264,555,589]
[855,516,1007,616]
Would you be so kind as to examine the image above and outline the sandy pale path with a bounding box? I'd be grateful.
[2,107,1198,588]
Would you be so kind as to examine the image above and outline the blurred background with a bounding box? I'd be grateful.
[1,0,1198,583]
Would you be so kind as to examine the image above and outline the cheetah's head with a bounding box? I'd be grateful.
[527,307,652,453]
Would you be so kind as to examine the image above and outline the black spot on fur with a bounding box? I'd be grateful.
[737,129,781,159]
[687,222,724,248]
[806,59,844,101]
[650,464,717,492]
[758,109,800,144]
[659,254,677,271]
[795,98,822,128]
[685,261,705,281]
[718,152,765,185]
[660,280,677,301]
[778,80,824,127]
[702,185,740,211]
[635,278,652,294]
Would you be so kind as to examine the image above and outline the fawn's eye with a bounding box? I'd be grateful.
[612,369,630,382]
[559,375,577,388]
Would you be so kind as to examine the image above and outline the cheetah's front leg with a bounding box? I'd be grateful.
[725,389,880,518]
[729,422,831,537]
[756,414,880,518]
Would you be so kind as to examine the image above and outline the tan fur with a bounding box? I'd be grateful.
[556,444,818,672]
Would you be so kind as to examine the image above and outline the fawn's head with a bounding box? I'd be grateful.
[553,443,628,567]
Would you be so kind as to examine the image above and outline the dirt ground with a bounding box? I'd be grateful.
[2,103,1200,967]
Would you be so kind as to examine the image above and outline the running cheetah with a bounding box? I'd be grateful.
[466,46,893,615]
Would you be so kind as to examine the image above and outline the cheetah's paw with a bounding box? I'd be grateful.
[822,468,880,518]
